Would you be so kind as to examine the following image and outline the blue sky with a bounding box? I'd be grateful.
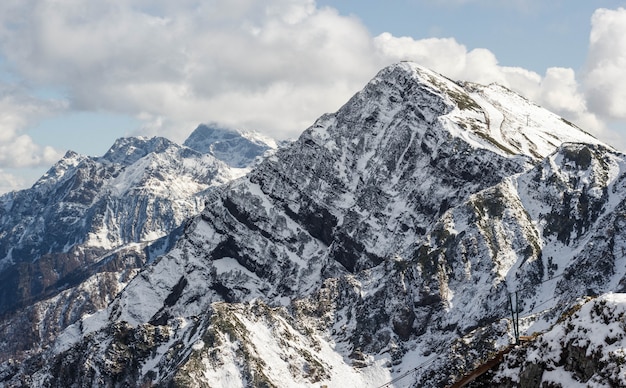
[1,0,625,193]
[318,1,602,73]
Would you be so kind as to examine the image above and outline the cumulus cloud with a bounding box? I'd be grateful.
[539,68,593,124]
[0,85,65,169]
[584,7,626,120]
[0,0,382,141]
[0,0,619,158]
[0,134,60,168]
[0,169,27,194]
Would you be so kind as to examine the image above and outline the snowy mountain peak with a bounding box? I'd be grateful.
[3,63,626,388]
[0,125,264,349]
[32,150,87,190]
[101,136,175,165]
[367,62,605,160]
[183,124,276,168]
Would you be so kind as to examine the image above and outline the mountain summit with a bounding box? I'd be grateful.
[184,124,276,168]
[0,127,274,367]
[2,62,625,387]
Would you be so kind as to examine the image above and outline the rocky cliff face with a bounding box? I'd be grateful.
[2,62,624,388]
[0,126,274,365]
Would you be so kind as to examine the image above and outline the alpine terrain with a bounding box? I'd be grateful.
[0,125,275,366]
[2,62,626,387]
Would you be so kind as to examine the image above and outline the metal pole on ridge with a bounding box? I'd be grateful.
[508,291,520,345]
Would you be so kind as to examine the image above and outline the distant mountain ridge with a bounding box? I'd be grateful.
[0,125,275,365]
[184,124,277,168]
[2,62,625,387]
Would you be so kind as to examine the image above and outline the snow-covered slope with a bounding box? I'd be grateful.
[0,128,273,365]
[183,124,277,168]
[475,294,626,387]
[2,62,624,387]
[461,82,602,159]
[0,136,234,312]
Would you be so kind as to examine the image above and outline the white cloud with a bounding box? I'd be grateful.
[539,68,596,127]
[0,85,65,169]
[0,0,620,157]
[0,0,382,141]
[0,134,60,168]
[584,7,626,120]
[0,168,27,194]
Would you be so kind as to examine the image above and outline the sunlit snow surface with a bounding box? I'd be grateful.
[492,294,626,387]
[9,62,626,387]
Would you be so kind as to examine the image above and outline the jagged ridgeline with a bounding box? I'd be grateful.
[2,62,626,387]
[0,126,274,370]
